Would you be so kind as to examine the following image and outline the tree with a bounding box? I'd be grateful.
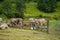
[57,0,60,1]
[0,0,4,2]
[2,0,25,18]
[37,0,57,13]
[3,0,12,18]
[16,0,25,18]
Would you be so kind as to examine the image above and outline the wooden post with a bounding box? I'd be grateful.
[47,18,49,33]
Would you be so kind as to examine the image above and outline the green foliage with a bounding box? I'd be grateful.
[0,0,4,2]
[1,0,25,18]
[0,3,3,14]
[0,0,60,20]
[37,0,57,13]
[57,0,60,1]
[16,0,25,18]
[3,0,12,18]
[24,2,60,20]
[24,0,39,3]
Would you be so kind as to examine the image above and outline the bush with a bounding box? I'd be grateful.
[37,0,57,13]
[2,0,25,18]
[16,0,25,18]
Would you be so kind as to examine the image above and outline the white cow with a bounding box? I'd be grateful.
[0,23,8,29]
[9,18,23,27]
[29,18,36,29]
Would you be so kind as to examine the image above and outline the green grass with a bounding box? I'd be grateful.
[0,27,60,40]
[0,14,8,22]
[49,20,60,27]
[0,2,60,40]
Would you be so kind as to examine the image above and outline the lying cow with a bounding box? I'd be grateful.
[9,18,23,27]
[0,23,8,29]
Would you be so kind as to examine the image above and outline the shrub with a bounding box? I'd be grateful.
[37,0,57,13]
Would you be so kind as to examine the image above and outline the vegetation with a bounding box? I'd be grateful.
[0,0,60,20]
[16,0,25,18]
[0,22,60,40]
[0,0,25,18]
[37,0,57,13]
[0,0,60,40]
[3,0,11,18]
[24,2,60,20]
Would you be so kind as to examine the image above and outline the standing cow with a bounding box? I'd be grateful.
[9,18,23,27]
[35,18,47,29]
[29,18,36,29]
[29,18,47,29]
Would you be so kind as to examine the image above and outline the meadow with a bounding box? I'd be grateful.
[24,2,60,20]
[0,1,60,40]
[0,21,60,40]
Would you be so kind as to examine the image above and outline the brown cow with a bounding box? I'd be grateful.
[23,22,30,27]
[9,18,23,27]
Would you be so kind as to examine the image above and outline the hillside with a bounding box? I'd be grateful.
[24,2,60,20]
[0,1,60,20]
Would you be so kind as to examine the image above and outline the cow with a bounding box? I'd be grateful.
[35,18,47,29]
[29,18,36,29]
[9,18,23,27]
[0,23,9,29]
[29,18,47,29]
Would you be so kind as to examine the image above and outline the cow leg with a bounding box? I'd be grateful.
[34,23,38,30]
[30,22,34,30]
[12,22,17,27]
[21,22,23,28]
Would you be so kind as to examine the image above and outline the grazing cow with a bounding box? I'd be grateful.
[35,18,47,29]
[29,18,47,29]
[0,23,8,29]
[29,18,36,29]
[38,18,47,26]
[10,18,23,27]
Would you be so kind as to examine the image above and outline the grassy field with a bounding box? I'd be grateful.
[0,1,60,40]
[0,26,60,40]
[0,21,60,40]
[0,19,60,40]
